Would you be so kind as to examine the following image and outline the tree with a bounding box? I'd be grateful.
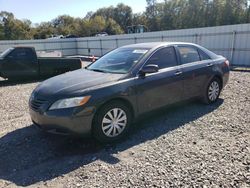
[106,18,124,35]
[0,11,33,40]
[89,16,106,34]
[132,13,147,26]
[33,22,55,39]
[93,6,115,20]
[51,15,79,35]
[1,1,250,40]
[93,3,133,32]
[145,0,161,31]
[0,24,4,40]
[113,3,133,31]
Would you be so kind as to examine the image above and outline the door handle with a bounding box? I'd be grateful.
[206,63,213,67]
[175,71,182,76]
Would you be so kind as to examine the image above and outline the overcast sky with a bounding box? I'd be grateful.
[0,0,160,23]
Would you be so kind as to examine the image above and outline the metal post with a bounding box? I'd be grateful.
[74,38,77,55]
[195,34,198,44]
[230,31,236,64]
[43,41,46,52]
[100,39,103,56]
[116,38,118,48]
[60,40,63,55]
[86,40,90,55]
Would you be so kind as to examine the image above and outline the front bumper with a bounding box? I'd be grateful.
[29,106,95,136]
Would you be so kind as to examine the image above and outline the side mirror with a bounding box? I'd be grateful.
[139,64,159,76]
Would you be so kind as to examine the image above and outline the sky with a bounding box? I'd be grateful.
[0,0,156,24]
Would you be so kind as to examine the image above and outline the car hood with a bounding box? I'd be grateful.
[34,69,124,98]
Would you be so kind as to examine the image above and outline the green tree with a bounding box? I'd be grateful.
[93,6,115,20]
[106,18,124,35]
[93,3,133,32]
[0,11,32,40]
[51,15,79,35]
[89,16,106,34]
[145,0,162,31]
[33,22,55,39]
[113,3,133,31]
[132,13,147,26]
[1,1,250,40]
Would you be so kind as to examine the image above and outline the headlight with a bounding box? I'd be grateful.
[49,96,91,110]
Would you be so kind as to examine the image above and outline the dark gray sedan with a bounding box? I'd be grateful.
[29,42,230,143]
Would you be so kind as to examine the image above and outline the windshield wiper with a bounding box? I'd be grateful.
[88,68,107,73]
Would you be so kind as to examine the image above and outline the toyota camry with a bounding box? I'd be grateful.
[29,42,230,143]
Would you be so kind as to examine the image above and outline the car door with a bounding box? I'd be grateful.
[135,46,183,114]
[4,48,38,77]
[176,45,213,99]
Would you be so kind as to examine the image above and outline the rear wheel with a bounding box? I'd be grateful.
[92,101,132,143]
[202,77,222,104]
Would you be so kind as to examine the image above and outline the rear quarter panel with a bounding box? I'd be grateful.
[202,57,230,91]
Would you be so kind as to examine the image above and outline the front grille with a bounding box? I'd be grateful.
[30,98,47,111]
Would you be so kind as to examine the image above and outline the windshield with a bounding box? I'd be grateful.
[0,48,14,58]
[87,48,149,74]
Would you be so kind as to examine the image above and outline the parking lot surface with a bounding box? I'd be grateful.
[0,71,249,187]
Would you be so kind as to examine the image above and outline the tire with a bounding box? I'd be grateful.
[92,101,132,143]
[202,77,222,104]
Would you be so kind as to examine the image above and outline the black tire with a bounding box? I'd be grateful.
[92,101,132,143]
[202,77,222,104]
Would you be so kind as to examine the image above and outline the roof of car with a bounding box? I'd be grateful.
[121,42,197,49]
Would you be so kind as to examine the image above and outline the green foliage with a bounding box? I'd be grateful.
[93,3,133,31]
[106,18,124,35]
[0,11,33,40]
[0,0,250,40]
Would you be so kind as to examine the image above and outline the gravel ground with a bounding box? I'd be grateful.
[0,71,249,188]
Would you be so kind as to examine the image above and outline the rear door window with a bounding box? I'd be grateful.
[178,46,200,64]
[198,49,211,60]
[145,47,178,69]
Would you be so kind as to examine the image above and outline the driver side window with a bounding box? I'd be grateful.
[145,47,178,69]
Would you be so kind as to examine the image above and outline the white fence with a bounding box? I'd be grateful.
[0,38,77,56]
[1,23,250,66]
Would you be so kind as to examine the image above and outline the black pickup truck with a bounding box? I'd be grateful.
[0,47,82,79]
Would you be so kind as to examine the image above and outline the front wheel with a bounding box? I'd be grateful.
[92,101,132,143]
[202,77,222,104]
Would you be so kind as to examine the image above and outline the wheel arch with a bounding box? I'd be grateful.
[205,74,223,91]
[212,74,223,88]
